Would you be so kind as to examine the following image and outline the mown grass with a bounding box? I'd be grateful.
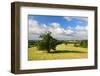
[28,44,88,61]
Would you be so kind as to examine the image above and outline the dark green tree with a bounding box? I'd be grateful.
[37,32,62,53]
[80,40,88,48]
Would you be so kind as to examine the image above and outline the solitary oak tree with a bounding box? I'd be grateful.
[37,32,62,53]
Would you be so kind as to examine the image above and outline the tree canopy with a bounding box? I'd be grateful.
[37,32,62,53]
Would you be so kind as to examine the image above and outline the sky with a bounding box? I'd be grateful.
[28,15,88,40]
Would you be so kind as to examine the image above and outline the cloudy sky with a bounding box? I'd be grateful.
[28,15,88,40]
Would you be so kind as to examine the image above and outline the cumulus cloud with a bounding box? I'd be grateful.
[28,19,47,40]
[63,17,72,21]
[28,19,88,40]
[28,19,46,34]
[48,22,74,37]
[73,25,88,40]
[75,25,87,31]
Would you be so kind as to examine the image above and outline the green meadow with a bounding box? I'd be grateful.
[28,43,88,60]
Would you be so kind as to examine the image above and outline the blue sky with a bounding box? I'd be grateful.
[28,15,87,29]
[28,15,88,40]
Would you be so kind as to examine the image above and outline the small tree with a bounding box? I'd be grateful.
[80,40,88,48]
[37,32,62,53]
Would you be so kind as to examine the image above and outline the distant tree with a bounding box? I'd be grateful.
[28,40,38,48]
[80,40,88,48]
[74,40,80,47]
[63,41,68,45]
[37,32,62,53]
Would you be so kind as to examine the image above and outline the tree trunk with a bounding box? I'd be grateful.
[47,49,51,53]
[52,47,56,51]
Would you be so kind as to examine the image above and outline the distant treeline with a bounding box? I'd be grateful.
[28,40,39,48]
[28,40,88,48]
[74,40,88,48]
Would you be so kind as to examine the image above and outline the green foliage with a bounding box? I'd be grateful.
[28,44,32,47]
[64,42,68,45]
[73,40,88,48]
[74,41,80,47]
[37,32,62,53]
[28,40,38,48]
[80,40,88,48]
[74,43,80,47]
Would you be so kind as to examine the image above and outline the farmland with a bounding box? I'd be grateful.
[28,43,88,60]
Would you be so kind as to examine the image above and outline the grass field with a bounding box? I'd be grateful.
[28,44,88,60]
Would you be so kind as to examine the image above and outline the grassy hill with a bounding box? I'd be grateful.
[28,43,88,60]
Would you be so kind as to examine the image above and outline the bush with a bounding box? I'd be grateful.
[64,42,68,45]
[80,40,88,48]
[74,43,80,47]
[28,40,38,48]
[28,44,32,48]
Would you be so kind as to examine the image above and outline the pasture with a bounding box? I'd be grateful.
[28,43,88,60]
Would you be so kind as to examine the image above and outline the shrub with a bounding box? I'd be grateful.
[80,40,88,48]
[74,43,80,47]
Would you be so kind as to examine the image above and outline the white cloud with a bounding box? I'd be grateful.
[75,25,87,31]
[73,25,88,40]
[63,17,72,21]
[48,22,74,38]
[42,24,47,28]
[75,17,88,22]
[28,19,47,40]
[28,19,88,40]
[49,22,64,35]
[64,16,88,22]
[29,19,46,35]
[50,23,60,28]
[64,29,74,35]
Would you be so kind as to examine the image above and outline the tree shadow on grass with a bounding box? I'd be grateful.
[50,50,87,53]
